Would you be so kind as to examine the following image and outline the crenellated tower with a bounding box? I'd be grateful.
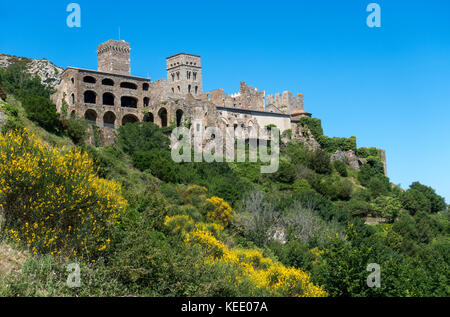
[97,40,131,76]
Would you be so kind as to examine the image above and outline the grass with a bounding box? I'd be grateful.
[4,95,75,149]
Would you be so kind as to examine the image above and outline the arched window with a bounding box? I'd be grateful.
[193,72,197,81]
[122,114,139,126]
[144,112,154,123]
[83,76,96,84]
[143,97,150,107]
[103,111,116,128]
[71,93,75,105]
[84,109,97,125]
[120,82,138,90]
[143,83,149,91]
[176,109,184,127]
[158,108,168,127]
[121,96,138,108]
[195,86,198,94]
[102,78,114,86]
[188,85,191,93]
[103,93,115,106]
[84,91,97,104]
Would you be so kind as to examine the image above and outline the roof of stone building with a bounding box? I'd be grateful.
[63,67,151,81]
[292,109,310,115]
[166,53,201,59]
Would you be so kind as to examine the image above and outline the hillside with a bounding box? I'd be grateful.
[0,58,448,297]
[0,53,63,90]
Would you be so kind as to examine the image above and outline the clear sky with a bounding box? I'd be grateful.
[1,0,449,202]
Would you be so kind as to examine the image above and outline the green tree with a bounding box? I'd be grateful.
[409,182,447,213]
[371,195,403,222]
[401,189,432,215]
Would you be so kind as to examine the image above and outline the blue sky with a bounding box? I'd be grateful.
[1,0,449,202]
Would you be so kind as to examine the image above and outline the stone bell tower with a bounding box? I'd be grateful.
[166,53,203,96]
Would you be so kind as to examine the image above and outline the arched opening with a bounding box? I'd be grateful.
[71,93,75,105]
[84,109,97,125]
[143,97,150,107]
[158,108,168,127]
[84,91,97,104]
[103,93,115,106]
[83,76,96,84]
[121,96,138,108]
[120,82,138,90]
[143,83,149,91]
[103,111,116,128]
[144,112,154,123]
[122,114,139,126]
[102,78,114,86]
[176,109,184,127]
[70,110,76,118]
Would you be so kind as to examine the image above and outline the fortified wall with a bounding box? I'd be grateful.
[52,39,312,138]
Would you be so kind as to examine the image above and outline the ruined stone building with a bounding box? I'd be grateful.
[52,40,312,142]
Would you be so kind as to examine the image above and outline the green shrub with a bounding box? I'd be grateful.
[318,136,357,153]
[367,174,391,198]
[356,147,380,159]
[299,117,323,139]
[60,117,88,145]
[0,101,24,132]
[371,195,403,221]
[308,149,331,174]
[333,160,348,177]
[118,122,169,155]
[22,95,60,132]
[293,179,312,192]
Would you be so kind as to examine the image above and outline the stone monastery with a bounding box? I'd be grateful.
[52,40,312,141]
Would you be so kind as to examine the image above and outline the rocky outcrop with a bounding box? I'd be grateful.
[330,150,365,171]
[0,108,6,129]
[291,124,321,151]
[86,125,118,147]
[0,54,63,90]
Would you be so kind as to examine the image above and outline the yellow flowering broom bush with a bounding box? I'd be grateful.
[186,229,327,297]
[163,212,327,297]
[0,129,127,258]
[204,196,235,227]
[164,214,224,239]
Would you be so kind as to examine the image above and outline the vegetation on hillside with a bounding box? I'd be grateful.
[0,64,448,297]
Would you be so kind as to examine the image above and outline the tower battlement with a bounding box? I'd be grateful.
[97,40,131,76]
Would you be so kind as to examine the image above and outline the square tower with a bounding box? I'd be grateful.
[97,40,131,76]
[166,53,203,96]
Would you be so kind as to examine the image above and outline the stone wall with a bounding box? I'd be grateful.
[199,81,265,111]
[266,91,304,114]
